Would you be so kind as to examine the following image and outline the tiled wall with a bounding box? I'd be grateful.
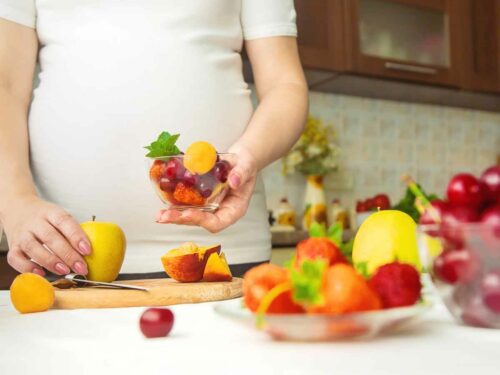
[261,91,500,214]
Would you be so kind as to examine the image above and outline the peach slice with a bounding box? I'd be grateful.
[161,243,221,282]
[203,252,232,282]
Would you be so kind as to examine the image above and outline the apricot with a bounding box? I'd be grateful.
[183,141,217,174]
[309,264,382,315]
[10,273,55,314]
[161,243,220,282]
[296,237,346,266]
[243,264,304,314]
[203,252,232,282]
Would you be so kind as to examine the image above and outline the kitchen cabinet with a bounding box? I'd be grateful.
[458,0,500,93]
[294,0,500,102]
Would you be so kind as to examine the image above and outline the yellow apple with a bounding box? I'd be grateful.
[352,210,421,276]
[80,219,126,282]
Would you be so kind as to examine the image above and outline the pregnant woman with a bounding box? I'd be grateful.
[0,1,307,278]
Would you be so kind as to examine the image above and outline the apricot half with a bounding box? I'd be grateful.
[203,252,232,282]
[161,243,220,282]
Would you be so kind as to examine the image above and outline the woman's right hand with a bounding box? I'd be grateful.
[2,196,91,276]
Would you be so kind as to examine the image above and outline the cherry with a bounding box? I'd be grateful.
[356,200,368,213]
[373,194,390,210]
[213,161,229,183]
[481,270,500,314]
[447,173,485,208]
[480,166,500,204]
[481,205,500,238]
[139,308,174,338]
[159,178,176,192]
[442,204,480,224]
[433,247,481,284]
[461,294,498,328]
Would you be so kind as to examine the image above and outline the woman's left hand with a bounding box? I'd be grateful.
[156,146,257,233]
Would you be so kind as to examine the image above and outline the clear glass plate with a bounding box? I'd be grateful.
[214,298,432,341]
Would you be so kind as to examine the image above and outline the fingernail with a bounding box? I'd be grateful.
[229,174,240,188]
[78,241,91,255]
[55,262,70,275]
[32,268,46,276]
[74,261,88,275]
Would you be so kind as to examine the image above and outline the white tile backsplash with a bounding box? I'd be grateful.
[261,90,500,214]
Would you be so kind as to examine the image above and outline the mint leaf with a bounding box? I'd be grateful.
[309,222,326,238]
[355,261,369,279]
[327,223,343,246]
[290,259,327,307]
[145,132,181,158]
[340,239,353,264]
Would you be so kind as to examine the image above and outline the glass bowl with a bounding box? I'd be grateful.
[214,298,431,342]
[418,222,500,329]
[146,154,234,212]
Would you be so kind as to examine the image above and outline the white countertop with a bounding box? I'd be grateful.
[1,291,499,375]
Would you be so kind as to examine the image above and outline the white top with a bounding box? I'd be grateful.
[1,291,500,375]
[0,0,297,273]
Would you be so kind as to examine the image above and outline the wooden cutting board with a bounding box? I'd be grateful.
[53,278,243,309]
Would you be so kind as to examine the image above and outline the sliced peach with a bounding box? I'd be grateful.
[203,252,232,282]
[161,243,221,282]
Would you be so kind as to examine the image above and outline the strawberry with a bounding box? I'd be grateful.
[296,238,347,267]
[369,262,422,308]
[173,182,205,206]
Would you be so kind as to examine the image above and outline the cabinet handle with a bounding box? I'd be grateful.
[384,62,438,75]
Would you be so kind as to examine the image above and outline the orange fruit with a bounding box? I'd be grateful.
[183,141,217,174]
[243,264,304,314]
[309,264,382,315]
[10,273,55,314]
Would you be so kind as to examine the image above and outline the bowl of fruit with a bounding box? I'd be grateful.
[146,132,233,212]
[417,166,500,328]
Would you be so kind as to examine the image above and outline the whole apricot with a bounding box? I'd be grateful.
[10,273,55,314]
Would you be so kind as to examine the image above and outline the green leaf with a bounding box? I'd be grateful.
[340,239,354,264]
[289,259,327,307]
[354,261,369,279]
[283,256,296,269]
[326,223,343,246]
[144,132,181,158]
[309,222,326,238]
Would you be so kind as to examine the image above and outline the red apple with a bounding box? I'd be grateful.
[139,308,174,338]
[447,173,485,208]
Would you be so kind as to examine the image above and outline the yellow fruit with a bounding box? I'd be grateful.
[81,220,126,282]
[10,273,55,314]
[183,141,217,174]
[352,210,421,276]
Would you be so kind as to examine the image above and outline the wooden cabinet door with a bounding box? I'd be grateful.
[459,0,500,93]
[343,0,461,86]
[295,0,346,71]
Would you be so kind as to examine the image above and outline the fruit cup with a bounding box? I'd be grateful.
[147,154,234,212]
[418,222,500,329]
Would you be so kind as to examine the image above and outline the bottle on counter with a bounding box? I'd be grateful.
[274,197,296,229]
[330,198,349,229]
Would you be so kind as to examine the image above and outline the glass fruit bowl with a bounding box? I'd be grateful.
[418,222,500,328]
[214,298,431,342]
[147,154,234,212]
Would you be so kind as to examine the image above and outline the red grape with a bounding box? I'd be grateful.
[213,161,229,183]
[481,270,500,314]
[433,247,481,284]
[139,308,174,338]
[165,158,184,180]
[373,194,390,210]
[197,174,215,198]
[182,170,198,186]
[356,200,367,213]
[480,166,500,204]
[447,173,485,208]
[159,178,176,192]
[481,205,500,240]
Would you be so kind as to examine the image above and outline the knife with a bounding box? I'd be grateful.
[55,273,149,291]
